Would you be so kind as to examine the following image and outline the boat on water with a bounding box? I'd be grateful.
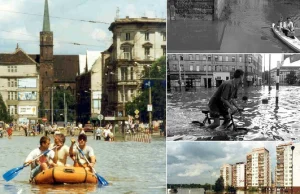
[33,166,98,184]
[271,23,300,52]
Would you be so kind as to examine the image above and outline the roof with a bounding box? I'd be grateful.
[108,17,166,31]
[0,48,37,64]
[29,54,79,82]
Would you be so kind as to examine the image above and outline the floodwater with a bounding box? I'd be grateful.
[0,135,166,193]
[172,188,283,194]
[167,86,300,141]
[167,0,300,53]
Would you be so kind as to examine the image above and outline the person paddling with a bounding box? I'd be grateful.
[286,17,295,39]
[24,136,57,182]
[69,134,96,172]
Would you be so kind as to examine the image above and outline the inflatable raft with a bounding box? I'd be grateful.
[34,166,98,184]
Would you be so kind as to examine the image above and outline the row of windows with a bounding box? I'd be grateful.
[8,105,17,115]
[8,66,17,72]
[170,54,253,63]
[171,64,255,73]
[122,47,166,60]
[8,79,18,87]
[125,32,166,41]
[119,89,135,102]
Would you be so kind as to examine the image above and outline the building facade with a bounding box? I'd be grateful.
[276,142,300,192]
[234,162,246,189]
[103,17,166,117]
[167,54,262,89]
[246,147,271,189]
[0,47,39,125]
[220,164,232,187]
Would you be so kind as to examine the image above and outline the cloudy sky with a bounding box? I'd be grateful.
[167,141,290,185]
[0,0,166,55]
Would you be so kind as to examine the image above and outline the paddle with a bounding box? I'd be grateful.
[2,146,57,182]
[74,143,108,186]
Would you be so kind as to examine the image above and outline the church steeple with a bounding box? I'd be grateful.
[43,0,51,32]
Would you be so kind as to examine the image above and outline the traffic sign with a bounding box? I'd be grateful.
[147,104,152,112]
[98,114,104,120]
[134,109,139,115]
[135,115,139,118]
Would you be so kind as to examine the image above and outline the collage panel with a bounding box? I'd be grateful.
[167,0,300,53]
[167,53,300,141]
[167,141,300,193]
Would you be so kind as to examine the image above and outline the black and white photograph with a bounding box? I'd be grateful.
[167,0,300,53]
[167,53,300,141]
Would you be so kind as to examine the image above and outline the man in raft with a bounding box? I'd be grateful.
[24,136,57,181]
[69,134,96,172]
[49,133,70,166]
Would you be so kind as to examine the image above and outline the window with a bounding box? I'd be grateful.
[144,48,150,59]
[232,56,236,62]
[121,67,128,81]
[123,47,131,60]
[203,55,207,61]
[173,64,177,71]
[239,56,242,62]
[219,56,222,61]
[208,66,211,71]
[215,56,218,61]
[162,32,166,41]
[196,55,200,60]
[249,57,252,63]
[130,67,134,80]
[14,66,17,72]
[208,55,211,61]
[189,65,193,71]
[225,56,228,61]
[125,33,131,40]
[196,66,199,71]
[172,55,176,60]
[163,47,166,56]
[145,32,149,41]
[8,66,10,72]
[189,55,193,60]
[7,66,17,72]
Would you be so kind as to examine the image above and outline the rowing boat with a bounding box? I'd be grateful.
[34,166,98,184]
[271,23,300,52]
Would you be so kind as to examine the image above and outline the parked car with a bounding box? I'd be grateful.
[84,124,94,133]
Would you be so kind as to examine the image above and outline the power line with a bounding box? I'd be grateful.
[0,9,110,24]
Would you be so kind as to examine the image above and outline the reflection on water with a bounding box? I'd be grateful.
[0,136,166,193]
[167,86,300,141]
[168,0,300,52]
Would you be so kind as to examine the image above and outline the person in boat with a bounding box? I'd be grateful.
[49,133,70,166]
[206,69,244,130]
[69,134,96,172]
[277,16,284,32]
[286,17,295,39]
[24,136,57,181]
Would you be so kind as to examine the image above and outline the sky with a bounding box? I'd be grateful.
[0,0,166,55]
[261,54,284,71]
[167,141,290,185]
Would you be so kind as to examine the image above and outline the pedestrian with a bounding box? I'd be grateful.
[49,133,69,166]
[103,124,111,141]
[24,136,57,182]
[206,69,244,130]
[6,126,13,139]
[96,126,101,140]
[69,134,96,172]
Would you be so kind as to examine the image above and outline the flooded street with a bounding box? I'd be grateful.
[168,0,300,53]
[0,136,166,193]
[172,188,284,194]
[167,86,300,141]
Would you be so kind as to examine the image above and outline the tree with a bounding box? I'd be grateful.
[0,93,13,123]
[285,71,297,85]
[53,89,76,122]
[126,56,166,123]
[214,176,224,192]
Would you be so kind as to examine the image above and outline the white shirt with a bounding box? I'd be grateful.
[72,145,95,165]
[25,148,55,169]
[49,144,69,166]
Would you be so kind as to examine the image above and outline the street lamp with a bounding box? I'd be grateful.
[291,145,295,194]
[208,170,212,192]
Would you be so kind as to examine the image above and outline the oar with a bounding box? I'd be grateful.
[2,146,57,182]
[74,143,108,186]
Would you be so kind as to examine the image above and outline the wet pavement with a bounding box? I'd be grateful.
[167,0,300,53]
[167,85,300,141]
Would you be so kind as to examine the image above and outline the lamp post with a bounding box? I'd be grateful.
[291,145,295,194]
[209,170,212,192]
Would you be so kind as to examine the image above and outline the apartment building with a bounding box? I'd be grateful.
[246,147,271,189]
[103,17,166,116]
[276,142,300,192]
[220,164,232,187]
[167,54,262,88]
[0,47,39,125]
[233,162,246,189]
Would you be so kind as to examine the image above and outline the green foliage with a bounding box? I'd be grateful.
[0,93,13,123]
[53,89,76,122]
[214,176,224,192]
[248,187,258,192]
[126,56,166,123]
[285,71,297,85]
[227,185,236,193]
